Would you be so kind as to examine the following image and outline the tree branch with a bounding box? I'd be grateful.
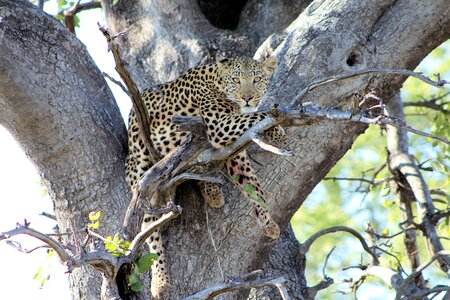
[403,92,450,114]
[386,95,450,273]
[127,206,182,258]
[289,68,450,107]
[98,25,160,164]
[181,271,292,300]
[62,1,102,34]
[0,223,75,264]
[300,225,379,265]
[395,250,450,300]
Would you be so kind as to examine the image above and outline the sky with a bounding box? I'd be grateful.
[0,6,129,299]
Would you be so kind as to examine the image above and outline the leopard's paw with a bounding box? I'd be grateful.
[263,220,280,239]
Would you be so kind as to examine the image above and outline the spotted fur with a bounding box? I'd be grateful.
[126,57,286,298]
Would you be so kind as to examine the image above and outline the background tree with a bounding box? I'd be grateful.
[0,0,448,299]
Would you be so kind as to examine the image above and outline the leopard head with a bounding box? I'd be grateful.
[217,56,277,113]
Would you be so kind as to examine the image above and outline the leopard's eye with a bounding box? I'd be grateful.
[253,77,262,83]
[232,77,240,83]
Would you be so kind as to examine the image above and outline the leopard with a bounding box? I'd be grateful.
[126,56,288,298]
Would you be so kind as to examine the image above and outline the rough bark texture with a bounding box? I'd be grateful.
[1,0,449,299]
[0,0,129,298]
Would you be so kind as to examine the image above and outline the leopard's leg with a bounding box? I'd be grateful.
[226,151,280,239]
[202,111,269,148]
[264,125,289,148]
[197,181,225,208]
[141,210,171,299]
[126,126,171,298]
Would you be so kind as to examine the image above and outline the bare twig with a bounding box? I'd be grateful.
[403,92,450,114]
[289,68,450,107]
[301,226,379,265]
[395,250,450,300]
[40,211,57,221]
[430,209,450,224]
[1,224,75,264]
[181,271,292,300]
[102,72,131,97]
[6,240,50,253]
[62,1,102,34]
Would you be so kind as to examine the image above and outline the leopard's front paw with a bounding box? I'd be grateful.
[263,221,280,239]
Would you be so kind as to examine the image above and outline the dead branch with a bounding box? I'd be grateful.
[181,270,292,300]
[102,72,131,97]
[6,240,50,254]
[430,209,450,224]
[386,95,450,273]
[306,246,336,299]
[289,68,450,107]
[127,206,182,258]
[395,250,450,300]
[300,225,379,265]
[98,25,160,164]
[403,92,450,114]
[62,1,102,34]
[0,223,75,264]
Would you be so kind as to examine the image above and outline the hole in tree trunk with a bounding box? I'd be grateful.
[198,0,249,30]
[347,52,361,67]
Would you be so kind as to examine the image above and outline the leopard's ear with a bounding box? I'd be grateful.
[216,57,230,71]
[262,56,278,75]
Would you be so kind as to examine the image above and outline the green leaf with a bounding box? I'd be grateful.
[383,200,395,208]
[104,238,118,253]
[73,15,80,28]
[88,220,100,229]
[112,0,120,6]
[128,271,140,285]
[231,174,240,182]
[130,279,144,292]
[58,0,68,11]
[113,233,120,244]
[119,240,131,250]
[33,266,43,280]
[89,211,102,221]
[136,253,158,274]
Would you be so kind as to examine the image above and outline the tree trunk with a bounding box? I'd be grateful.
[0,0,449,299]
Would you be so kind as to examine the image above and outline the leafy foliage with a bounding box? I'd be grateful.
[128,253,159,292]
[291,40,450,299]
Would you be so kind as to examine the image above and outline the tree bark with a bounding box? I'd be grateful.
[0,0,129,298]
[1,0,449,299]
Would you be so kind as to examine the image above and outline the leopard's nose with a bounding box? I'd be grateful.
[241,95,254,104]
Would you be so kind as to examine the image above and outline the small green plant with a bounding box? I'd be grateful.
[86,211,157,291]
[32,249,55,288]
[128,253,159,292]
[88,211,102,229]
[104,234,131,257]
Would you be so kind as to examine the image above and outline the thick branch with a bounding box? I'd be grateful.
[386,95,450,273]
[127,206,182,257]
